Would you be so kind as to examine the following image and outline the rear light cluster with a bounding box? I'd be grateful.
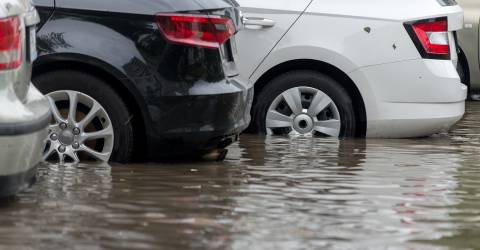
[0,16,22,70]
[404,17,450,60]
[156,14,235,49]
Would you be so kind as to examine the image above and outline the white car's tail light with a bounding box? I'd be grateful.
[404,17,450,60]
[156,14,235,49]
[0,16,22,70]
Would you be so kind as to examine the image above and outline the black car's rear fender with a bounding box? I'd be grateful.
[33,15,152,129]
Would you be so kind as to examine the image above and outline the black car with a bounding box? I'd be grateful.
[32,0,252,163]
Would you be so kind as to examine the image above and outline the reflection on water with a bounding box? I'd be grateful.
[1,103,480,249]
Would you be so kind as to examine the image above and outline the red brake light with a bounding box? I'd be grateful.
[156,14,235,49]
[412,20,449,54]
[405,17,450,60]
[0,16,22,70]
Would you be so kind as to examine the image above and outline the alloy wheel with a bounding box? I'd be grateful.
[266,86,341,137]
[44,90,114,164]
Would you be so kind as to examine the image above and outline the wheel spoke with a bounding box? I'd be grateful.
[288,130,301,136]
[47,96,66,123]
[308,92,333,117]
[282,87,303,115]
[68,151,80,164]
[78,102,101,129]
[81,125,113,142]
[266,110,293,129]
[59,153,66,165]
[314,120,341,137]
[80,145,110,162]
[266,128,274,135]
[67,91,79,123]
[43,145,55,161]
[48,124,57,131]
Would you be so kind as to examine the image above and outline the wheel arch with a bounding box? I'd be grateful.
[33,53,148,161]
[252,59,367,137]
[457,46,471,90]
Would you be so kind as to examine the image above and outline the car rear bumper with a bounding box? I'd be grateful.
[0,125,48,198]
[0,164,38,198]
[365,101,464,138]
[350,59,467,138]
[146,76,253,159]
[0,84,50,197]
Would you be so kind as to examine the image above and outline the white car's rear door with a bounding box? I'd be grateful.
[236,0,312,79]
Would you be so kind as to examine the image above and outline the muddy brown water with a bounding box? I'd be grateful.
[2,103,480,250]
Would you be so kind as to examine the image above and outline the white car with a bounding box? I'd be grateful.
[237,0,466,138]
[0,0,49,197]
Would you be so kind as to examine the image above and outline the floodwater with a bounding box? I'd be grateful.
[2,104,480,250]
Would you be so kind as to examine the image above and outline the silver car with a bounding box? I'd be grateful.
[456,0,480,98]
[0,0,50,197]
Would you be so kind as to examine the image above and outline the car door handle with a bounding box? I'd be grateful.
[243,17,276,29]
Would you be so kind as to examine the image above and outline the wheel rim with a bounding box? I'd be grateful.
[44,90,114,164]
[266,86,341,137]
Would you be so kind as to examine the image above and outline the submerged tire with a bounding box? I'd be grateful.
[34,70,134,163]
[251,70,357,137]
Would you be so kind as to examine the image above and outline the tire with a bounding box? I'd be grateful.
[33,70,134,163]
[457,60,471,100]
[457,60,467,85]
[251,70,357,137]
[457,48,471,100]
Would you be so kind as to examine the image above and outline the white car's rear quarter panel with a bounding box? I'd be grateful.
[309,0,463,30]
[251,0,464,82]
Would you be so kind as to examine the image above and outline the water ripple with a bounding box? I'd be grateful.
[1,103,480,249]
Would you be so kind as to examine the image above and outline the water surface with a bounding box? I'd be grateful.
[1,103,480,250]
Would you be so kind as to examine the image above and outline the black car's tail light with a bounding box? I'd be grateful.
[0,16,22,70]
[156,14,235,49]
[404,17,450,60]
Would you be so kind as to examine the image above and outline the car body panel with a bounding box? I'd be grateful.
[247,0,464,83]
[0,129,46,176]
[55,0,238,15]
[456,0,480,93]
[0,0,31,17]
[0,0,50,196]
[307,0,463,29]
[236,0,312,79]
[33,0,252,160]
[348,59,466,138]
[32,0,54,28]
[0,1,48,125]
[239,0,465,138]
